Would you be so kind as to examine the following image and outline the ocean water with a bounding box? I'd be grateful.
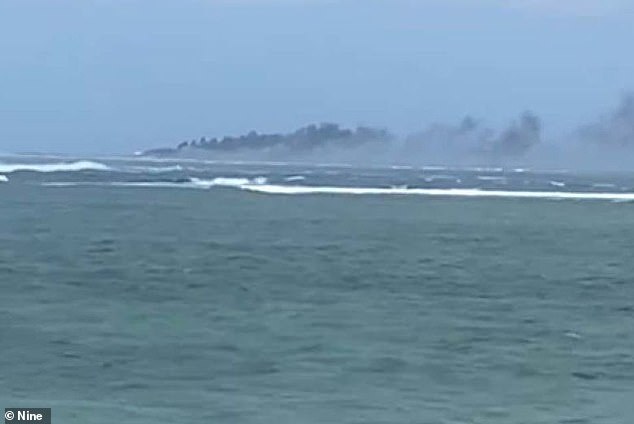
[2,157,634,423]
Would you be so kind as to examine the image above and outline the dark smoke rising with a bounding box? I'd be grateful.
[403,116,489,159]
[145,92,634,171]
[490,112,541,157]
[401,111,541,164]
[542,93,634,171]
[577,93,634,147]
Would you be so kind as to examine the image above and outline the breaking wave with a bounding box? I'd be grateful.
[43,176,269,190]
[239,184,634,201]
[189,177,267,188]
[0,175,8,182]
[124,165,184,173]
[39,173,634,201]
[0,160,110,173]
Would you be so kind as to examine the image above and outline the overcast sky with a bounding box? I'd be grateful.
[1,0,633,154]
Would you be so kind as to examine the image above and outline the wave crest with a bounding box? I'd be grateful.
[125,165,183,173]
[40,175,634,201]
[240,184,634,201]
[0,160,110,173]
[189,177,266,188]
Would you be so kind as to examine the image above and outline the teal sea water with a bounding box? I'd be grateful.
[1,157,634,423]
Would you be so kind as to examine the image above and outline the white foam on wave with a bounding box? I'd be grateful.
[43,176,269,190]
[284,175,306,182]
[239,184,634,201]
[0,175,8,182]
[0,160,110,173]
[253,176,267,185]
[189,177,264,188]
[477,176,507,182]
[41,177,634,202]
[463,166,504,173]
[421,166,448,171]
[126,165,183,173]
[549,181,566,187]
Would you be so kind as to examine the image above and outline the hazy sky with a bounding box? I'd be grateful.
[1,0,633,154]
